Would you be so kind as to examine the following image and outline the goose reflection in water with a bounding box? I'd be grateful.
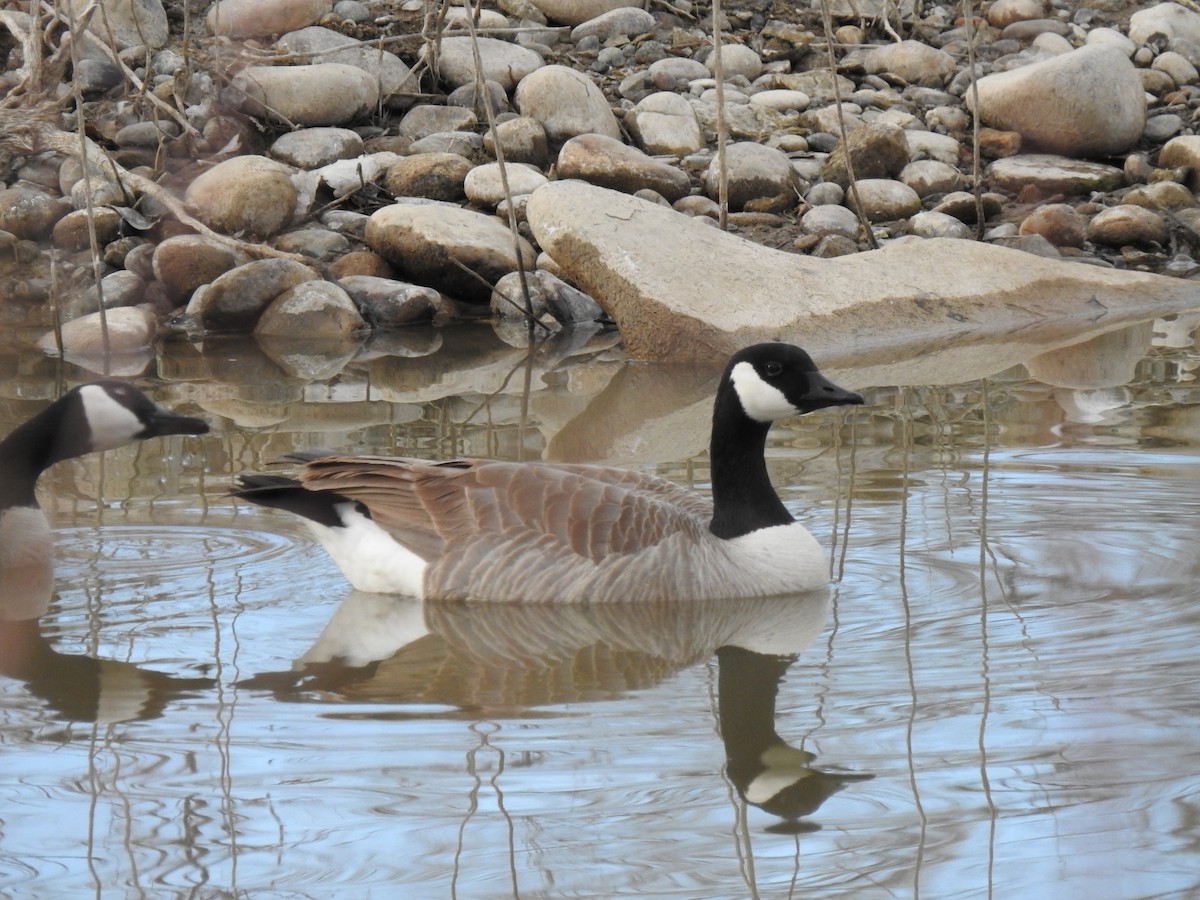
[0,565,213,723]
[240,588,873,832]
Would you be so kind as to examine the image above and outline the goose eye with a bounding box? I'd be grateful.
[763,360,783,377]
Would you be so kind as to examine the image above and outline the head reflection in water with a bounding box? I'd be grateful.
[717,645,873,834]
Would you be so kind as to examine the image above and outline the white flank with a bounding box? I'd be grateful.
[79,384,145,451]
[729,361,799,422]
[306,503,428,596]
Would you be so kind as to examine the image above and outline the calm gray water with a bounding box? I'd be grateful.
[1,317,1199,898]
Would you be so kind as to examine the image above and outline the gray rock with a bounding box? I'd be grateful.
[524,180,1200,367]
[800,205,860,238]
[333,0,370,23]
[72,58,122,93]
[270,228,353,260]
[1018,203,1088,248]
[442,6,508,30]
[906,130,965,166]
[255,280,367,338]
[67,0,168,50]
[899,159,965,197]
[114,120,181,148]
[1129,3,1200,47]
[0,186,71,241]
[1086,205,1169,247]
[515,65,622,143]
[183,258,321,331]
[384,153,474,202]
[846,179,921,222]
[750,90,811,113]
[207,0,332,39]
[708,44,763,81]
[278,26,418,108]
[429,37,544,91]
[235,64,380,127]
[625,92,705,157]
[365,204,537,304]
[464,162,549,207]
[1144,113,1184,144]
[270,128,365,168]
[571,7,655,42]
[907,210,974,239]
[528,0,641,26]
[862,40,957,86]
[932,191,1006,223]
[51,207,122,251]
[153,235,244,303]
[704,141,798,211]
[447,81,511,117]
[491,271,551,320]
[406,131,486,159]
[966,45,1145,157]
[558,133,691,202]
[39,305,158,358]
[821,122,910,186]
[1085,27,1136,56]
[986,154,1125,196]
[805,182,845,206]
[483,117,551,166]
[647,57,710,90]
[539,270,605,323]
[339,275,449,327]
[184,155,298,239]
[71,270,146,318]
[398,105,478,140]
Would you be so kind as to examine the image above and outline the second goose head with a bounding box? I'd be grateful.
[1,381,209,576]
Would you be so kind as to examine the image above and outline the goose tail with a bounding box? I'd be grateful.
[231,474,352,529]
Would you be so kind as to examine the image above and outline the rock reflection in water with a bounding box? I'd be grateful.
[240,588,872,833]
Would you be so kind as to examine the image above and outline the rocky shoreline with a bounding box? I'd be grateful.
[2,0,1200,364]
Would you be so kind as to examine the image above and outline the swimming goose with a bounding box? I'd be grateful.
[0,381,209,582]
[232,343,863,602]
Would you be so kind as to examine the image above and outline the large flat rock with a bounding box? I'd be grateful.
[526,180,1200,366]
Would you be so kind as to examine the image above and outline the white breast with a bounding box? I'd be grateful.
[0,508,55,621]
[722,522,830,595]
[0,507,54,569]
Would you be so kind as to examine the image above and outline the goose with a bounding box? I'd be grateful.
[232,342,863,602]
[0,381,210,585]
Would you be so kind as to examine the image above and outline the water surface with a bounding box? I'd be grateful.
[1,319,1198,898]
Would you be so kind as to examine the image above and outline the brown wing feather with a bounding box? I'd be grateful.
[293,455,714,566]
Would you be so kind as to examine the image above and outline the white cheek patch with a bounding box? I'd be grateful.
[730,361,799,422]
[79,385,145,451]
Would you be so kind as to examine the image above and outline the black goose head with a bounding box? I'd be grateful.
[721,343,864,424]
[44,380,209,465]
[1,382,208,509]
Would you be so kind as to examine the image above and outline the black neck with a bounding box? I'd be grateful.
[0,400,86,509]
[708,383,794,539]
